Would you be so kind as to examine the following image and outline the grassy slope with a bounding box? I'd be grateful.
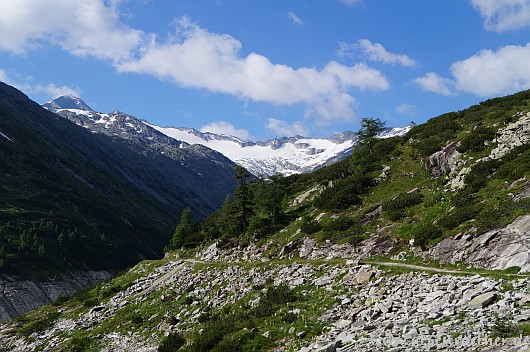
[1,90,529,351]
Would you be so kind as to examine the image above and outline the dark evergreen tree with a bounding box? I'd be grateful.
[166,207,193,251]
[358,117,386,153]
[232,166,253,234]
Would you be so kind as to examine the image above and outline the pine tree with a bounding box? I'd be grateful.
[358,117,386,153]
[232,166,252,234]
[38,243,46,257]
[166,207,193,251]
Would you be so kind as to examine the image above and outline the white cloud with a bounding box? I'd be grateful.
[338,40,416,67]
[0,0,143,61]
[288,12,304,26]
[33,83,82,98]
[200,121,253,140]
[396,103,418,116]
[0,3,390,121]
[450,43,530,96]
[414,72,454,96]
[415,43,530,97]
[0,68,81,99]
[266,118,309,137]
[118,17,389,122]
[471,0,530,32]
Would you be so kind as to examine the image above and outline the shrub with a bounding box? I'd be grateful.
[300,216,322,235]
[190,317,237,352]
[19,312,60,336]
[437,204,479,230]
[324,215,354,233]
[252,284,296,318]
[158,332,186,352]
[64,336,92,352]
[493,144,530,181]
[387,210,405,221]
[382,192,424,213]
[462,159,500,193]
[458,126,496,153]
[314,176,366,211]
[413,136,445,157]
[475,198,530,234]
[413,223,443,248]
[210,329,253,352]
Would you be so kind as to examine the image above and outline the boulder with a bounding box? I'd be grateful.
[427,141,462,178]
[299,238,317,259]
[468,292,496,309]
[355,269,374,285]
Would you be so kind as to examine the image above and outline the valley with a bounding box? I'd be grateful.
[0,86,528,351]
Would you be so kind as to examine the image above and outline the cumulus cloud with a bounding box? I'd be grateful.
[338,40,416,67]
[0,68,81,98]
[415,43,530,97]
[266,118,309,137]
[200,121,253,140]
[471,0,530,32]
[0,0,143,61]
[118,17,389,121]
[414,72,454,96]
[0,2,390,121]
[450,43,530,96]
[288,12,304,25]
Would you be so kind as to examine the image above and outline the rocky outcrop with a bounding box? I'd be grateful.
[430,215,530,272]
[0,271,112,322]
[426,140,464,178]
[489,112,530,160]
[449,112,530,190]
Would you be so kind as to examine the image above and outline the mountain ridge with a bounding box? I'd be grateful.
[0,83,237,278]
[44,95,415,176]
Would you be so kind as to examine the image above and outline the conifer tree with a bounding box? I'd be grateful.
[166,207,193,251]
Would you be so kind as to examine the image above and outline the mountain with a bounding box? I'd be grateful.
[147,123,416,176]
[44,95,414,177]
[42,95,93,111]
[1,89,529,351]
[0,83,237,278]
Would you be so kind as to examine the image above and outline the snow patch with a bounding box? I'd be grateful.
[0,130,13,142]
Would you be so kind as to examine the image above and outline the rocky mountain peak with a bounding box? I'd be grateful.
[42,95,93,111]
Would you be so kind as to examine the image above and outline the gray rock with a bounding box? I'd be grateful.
[427,140,462,178]
[430,215,530,272]
[300,238,317,259]
[354,269,373,285]
[468,292,496,309]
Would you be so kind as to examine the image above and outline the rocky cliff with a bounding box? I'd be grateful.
[0,271,112,323]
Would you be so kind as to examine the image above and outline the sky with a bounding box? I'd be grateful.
[1,0,530,141]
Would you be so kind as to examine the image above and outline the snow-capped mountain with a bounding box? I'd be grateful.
[44,96,415,177]
[147,123,416,176]
[145,124,358,176]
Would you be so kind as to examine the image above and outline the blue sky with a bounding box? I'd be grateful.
[1,0,530,140]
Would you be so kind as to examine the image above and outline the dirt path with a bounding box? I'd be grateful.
[360,260,530,278]
[359,260,477,275]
